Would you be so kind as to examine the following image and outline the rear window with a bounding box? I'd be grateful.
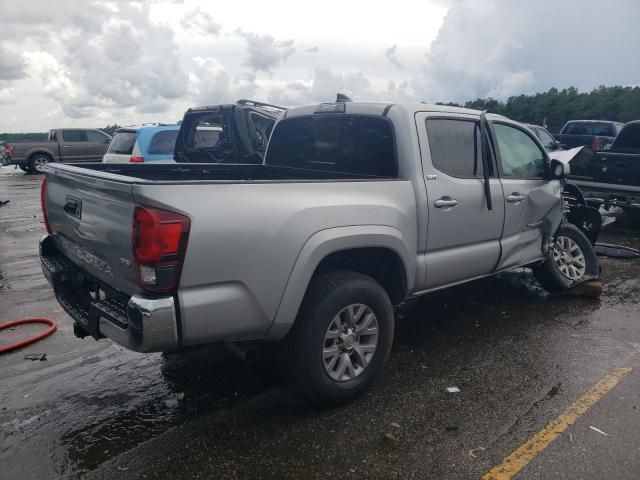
[563,122,615,136]
[265,115,396,177]
[107,132,136,155]
[147,130,179,155]
[612,124,640,150]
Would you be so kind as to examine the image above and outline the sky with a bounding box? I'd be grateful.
[0,0,639,132]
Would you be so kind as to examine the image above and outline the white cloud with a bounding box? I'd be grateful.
[384,45,403,70]
[412,0,640,102]
[236,30,296,72]
[180,6,222,36]
[1,0,639,132]
[189,57,258,105]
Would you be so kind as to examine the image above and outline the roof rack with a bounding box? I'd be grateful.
[236,99,287,111]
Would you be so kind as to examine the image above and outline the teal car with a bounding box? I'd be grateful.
[103,124,181,163]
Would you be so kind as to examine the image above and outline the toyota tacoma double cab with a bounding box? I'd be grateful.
[39,101,598,405]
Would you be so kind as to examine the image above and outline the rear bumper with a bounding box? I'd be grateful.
[40,235,179,352]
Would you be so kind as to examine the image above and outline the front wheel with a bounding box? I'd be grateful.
[278,271,394,406]
[533,223,599,293]
[28,154,51,173]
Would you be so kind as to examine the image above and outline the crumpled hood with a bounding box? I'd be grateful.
[548,146,596,175]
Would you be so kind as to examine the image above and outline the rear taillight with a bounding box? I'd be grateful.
[132,205,190,292]
[591,137,599,150]
[40,178,52,234]
[5,144,14,157]
[130,156,144,163]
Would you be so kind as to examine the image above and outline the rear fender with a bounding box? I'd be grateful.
[266,225,413,340]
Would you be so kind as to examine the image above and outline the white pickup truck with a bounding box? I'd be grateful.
[40,101,598,405]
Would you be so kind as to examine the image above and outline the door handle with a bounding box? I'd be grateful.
[506,192,525,204]
[434,197,459,209]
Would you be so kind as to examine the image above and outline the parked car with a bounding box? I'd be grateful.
[526,124,562,151]
[568,120,640,216]
[5,128,111,173]
[174,99,283,164]
[555,120,624,151]
[103,124,181,164]
[0,141,11,166]
[40,101,597,405]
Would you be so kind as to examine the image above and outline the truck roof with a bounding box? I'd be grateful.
[283,101,507,121]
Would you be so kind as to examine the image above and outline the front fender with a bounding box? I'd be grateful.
[266,225,413,340]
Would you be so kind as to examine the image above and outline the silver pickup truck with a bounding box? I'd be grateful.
[40,101,598,405]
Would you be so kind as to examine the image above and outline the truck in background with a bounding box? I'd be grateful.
[5,128,111,173]
[569,120,640,218]
[555,120,624,151]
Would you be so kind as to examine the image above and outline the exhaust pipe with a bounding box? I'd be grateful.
[225,342,259,363]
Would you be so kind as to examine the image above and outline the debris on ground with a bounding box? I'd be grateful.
[24,353,47,361]
[594,243,640,259]
[469,447,486,458]
[559,278,603,298]
[446,387,461,393]
[589,425,610,436]
[390,422,401,429]
[445,425,459,433]
[383,432,400,445]
[0,199,9,206]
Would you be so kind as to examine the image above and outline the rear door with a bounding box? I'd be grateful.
[492,122,562,270]
[60,129,92,162]
[416,113,505,289]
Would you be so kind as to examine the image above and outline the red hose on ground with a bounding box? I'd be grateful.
[0,318,58,354]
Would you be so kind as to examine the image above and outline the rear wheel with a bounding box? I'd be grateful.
[27,154,51,174]
[533,223,598,293]
[278,271,394,406]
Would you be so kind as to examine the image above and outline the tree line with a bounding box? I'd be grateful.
[2,86,640,140]
[0,124,121,141]
[438,85,640,133]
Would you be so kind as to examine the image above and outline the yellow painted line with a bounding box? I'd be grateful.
[482,367,632,480]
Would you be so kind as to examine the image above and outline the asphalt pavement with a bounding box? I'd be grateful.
[1,166,639,479]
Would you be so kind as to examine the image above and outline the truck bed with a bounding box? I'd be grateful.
[57,162,392,183]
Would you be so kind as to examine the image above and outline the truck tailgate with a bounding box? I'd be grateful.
[45,167,139,295]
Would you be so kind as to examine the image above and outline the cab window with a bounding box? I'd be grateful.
[62,130,88,142]
[536,128,556,151]
[494,124,546,178]
[426,119,484,178]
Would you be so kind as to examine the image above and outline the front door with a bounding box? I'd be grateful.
[85,130,111,160]
[61,130,92,162]
[491,122,563,270]
[416,113,505,289]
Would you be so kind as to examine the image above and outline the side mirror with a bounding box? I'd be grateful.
[550,158,569,179]
[554,141,562,150]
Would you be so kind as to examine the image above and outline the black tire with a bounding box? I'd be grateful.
[533,223,599,293]
[278,271,394,406]
[27,153,52,174]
